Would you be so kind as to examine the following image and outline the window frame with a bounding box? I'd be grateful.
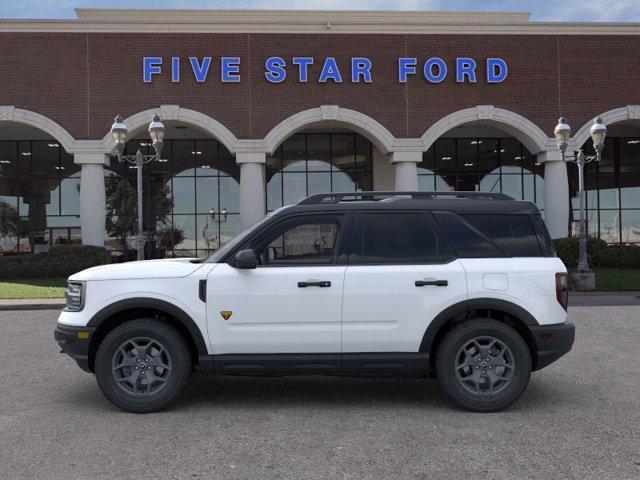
[348,211,457,266]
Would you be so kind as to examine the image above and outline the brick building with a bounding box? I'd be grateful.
[0,9,639,255]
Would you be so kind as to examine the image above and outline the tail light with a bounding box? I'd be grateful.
[555,272,569,311]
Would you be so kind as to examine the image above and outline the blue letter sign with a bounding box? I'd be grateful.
[143,57,162,83]
[143,55,508,84]
[486,58,508,83]
[189,57,212,83]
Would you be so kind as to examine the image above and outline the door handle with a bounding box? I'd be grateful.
[298,280,331,288]
[415,279,448,287]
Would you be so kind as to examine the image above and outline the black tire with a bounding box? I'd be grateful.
[435,318,531,412]
[95,318,192,413]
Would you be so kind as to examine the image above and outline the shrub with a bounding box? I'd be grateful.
[0,245,111,280]
[554,237,640,269]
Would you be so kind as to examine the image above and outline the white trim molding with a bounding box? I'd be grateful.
[0,106,76,152]
[100,105,239,155]
[1,10,639,35]
[263,105,397,155]
[571,105,640,150]
[420,105,553,154]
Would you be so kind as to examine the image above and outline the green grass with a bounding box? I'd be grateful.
[594,269,640,291]
[0,277,67,299]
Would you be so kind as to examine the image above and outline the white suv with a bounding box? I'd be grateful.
[55,191,574,413]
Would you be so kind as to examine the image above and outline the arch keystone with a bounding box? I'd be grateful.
[0,106,15,121]
[321,105,339,120]
[160,104,180,120]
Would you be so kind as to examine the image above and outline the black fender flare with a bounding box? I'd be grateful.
[419,298,539,353]
[86,298,208,356]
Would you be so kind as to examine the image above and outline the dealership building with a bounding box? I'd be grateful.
[0,9,639,256]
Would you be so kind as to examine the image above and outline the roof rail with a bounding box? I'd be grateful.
[297,191,512,205]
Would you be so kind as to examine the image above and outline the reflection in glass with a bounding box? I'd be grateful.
[266,133,373,210]
[621,210,640,243]
[599,210,620,243]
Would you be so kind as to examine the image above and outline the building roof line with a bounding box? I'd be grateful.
[0,9,638,34]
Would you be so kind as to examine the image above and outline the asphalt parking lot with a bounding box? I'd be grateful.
[1,307,639,480]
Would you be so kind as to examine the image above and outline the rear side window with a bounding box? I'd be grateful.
[353,212,454,264]
[461,214,542,257]
[530,214,556,257]
[433,211,504,258]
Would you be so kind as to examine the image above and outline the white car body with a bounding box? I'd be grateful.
[58,256,567,355]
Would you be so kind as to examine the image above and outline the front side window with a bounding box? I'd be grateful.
[353,212,454,264]
[256,219,340,266]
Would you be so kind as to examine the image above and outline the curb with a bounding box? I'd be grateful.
[0,302,65,311]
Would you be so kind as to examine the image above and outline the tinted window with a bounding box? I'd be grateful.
[258,219,339,265]
[530,214,556,257]
[462,214,542,257]
[355,213,454,264]
[433,211,504,258]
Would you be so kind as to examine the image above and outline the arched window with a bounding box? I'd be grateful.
[107,137,240,258]
[570,134,640,244]
[266,132,373,211]
[0,138,80,253]
[418,137,544,210]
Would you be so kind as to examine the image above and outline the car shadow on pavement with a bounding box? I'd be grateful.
[59,371,582,414]
[171,373,580,413]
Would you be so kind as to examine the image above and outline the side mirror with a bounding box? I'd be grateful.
[234,249,258,269]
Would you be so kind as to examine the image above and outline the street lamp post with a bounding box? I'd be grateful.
[553,116,607,275]
[111,114,166,261]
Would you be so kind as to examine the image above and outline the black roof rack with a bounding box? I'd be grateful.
[297,191,512,205]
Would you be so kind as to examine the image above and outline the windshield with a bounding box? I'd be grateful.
[205,207,290,263]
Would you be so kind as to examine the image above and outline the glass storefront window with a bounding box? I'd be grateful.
[569,136,640,243]
[0,139,81,253]
[107,138,240,258]
[266,132,373,210]
[419,137,543,207]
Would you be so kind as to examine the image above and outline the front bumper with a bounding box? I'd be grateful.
[530,321,575,371]
[54,324,96,373]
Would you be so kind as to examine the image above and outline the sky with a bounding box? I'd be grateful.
[0,0,639,22]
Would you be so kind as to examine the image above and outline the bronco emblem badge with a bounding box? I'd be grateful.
[220,311,233,320]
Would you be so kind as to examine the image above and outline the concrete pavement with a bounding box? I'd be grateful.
[1,307,639,479]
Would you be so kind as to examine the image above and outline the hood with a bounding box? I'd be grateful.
[69,258,206,281]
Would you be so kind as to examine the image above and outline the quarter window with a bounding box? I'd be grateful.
[462,214,542,257]
[433,211,503,258]
[354,213,454,264]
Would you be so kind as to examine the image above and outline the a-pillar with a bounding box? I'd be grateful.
[75,153,109,246]
[538,151,569,239]
[237,151,266,229]
[391,150,422,191]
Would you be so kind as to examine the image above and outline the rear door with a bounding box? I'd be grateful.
[207,213,348,355]
[341,212,467,353]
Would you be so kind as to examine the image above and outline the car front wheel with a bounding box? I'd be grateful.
[435,318,532,412]
[95,318,192,413]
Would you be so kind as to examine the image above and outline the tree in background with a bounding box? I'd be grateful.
[105,176,181,257]
[0,200,19,252]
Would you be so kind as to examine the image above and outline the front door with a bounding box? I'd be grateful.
[206,214,347,355]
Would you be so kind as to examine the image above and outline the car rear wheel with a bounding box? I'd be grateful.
[95,319,192,413]
[435,318,531,412]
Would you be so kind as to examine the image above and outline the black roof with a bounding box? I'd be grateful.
[275,192,540,216]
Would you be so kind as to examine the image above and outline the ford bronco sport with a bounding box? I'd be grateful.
[55,191,574,413]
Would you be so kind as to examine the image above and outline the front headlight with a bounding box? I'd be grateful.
[64,281,85,312]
